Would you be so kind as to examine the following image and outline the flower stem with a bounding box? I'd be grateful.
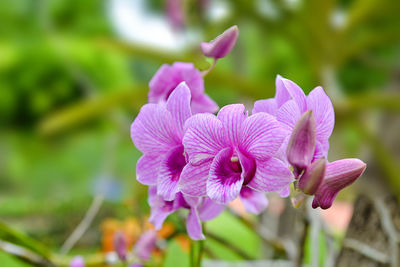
[196,239,205,267]
[201,59,217,76]
[196,223,206,267]
[189,239,195,267]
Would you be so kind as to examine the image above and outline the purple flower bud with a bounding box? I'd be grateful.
[69,256,85,267]
[134,230,157,261]
[200,25,239,59]
[312,159,366,209]
[166,0,184,30]
[113,231,127,261]
[287,110,316,176]
[298,158,326,195]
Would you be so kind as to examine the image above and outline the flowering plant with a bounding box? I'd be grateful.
[130,25,366,265]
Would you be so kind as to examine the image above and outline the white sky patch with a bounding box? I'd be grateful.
[284,0,301,10]
[207,0,231,22]
[256,0,279,20]
[108,0,188,51]
[331,9,347,29]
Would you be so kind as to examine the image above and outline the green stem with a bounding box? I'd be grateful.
[196,223,206,267]
[189,239,195,267]
[196,239,205,267]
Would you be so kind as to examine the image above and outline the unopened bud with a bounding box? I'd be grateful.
[113,231,127,261]
[287,110,316,176]
[200,26,239,59]
[298,158,326,195]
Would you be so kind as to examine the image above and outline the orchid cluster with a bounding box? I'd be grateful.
[130,26,366,241]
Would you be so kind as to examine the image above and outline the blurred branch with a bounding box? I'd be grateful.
[336,29,400,66]
[373,197,400,267]
[38,87,146,136]
[38,81,400,139]
[355,121,400,196]
[98,38,210,70]
[335,92,400,117]
[307,202,320,267]
[343,0,382,37]
[60,195,104,254]
[0,221,106,266]
[295,216,309,267]
[0,221,50,259]
[0,240,53,267]
[206,71,273,99]
[99,38,274,98]
[342,238,389,264]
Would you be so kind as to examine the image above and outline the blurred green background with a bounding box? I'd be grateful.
[1,0,400,266]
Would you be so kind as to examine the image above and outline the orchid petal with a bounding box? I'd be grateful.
[187,208,205,240]
[279,185,291,198]
[183,114,226,165]
[306,86,335,143]
[240,187,269,214]
[276,99,302,132]
[252,98,278,116]
[287,110,316,175]
[207,147,244,204]
[173,192,190,209]
[179,161,211,197]
[148,64,173,103]
[136,155,161,185]
[313,140,329,161]
[274,136,290,164]
[149,204,173,230]
[166,82,192,135]
[149,62,204,103]
[181,194,200,208]
[275,75,307,112]
[157,145,187,201]
[200,25,239,59]
[248,158,294,192]
[240,112,286,161]
[131,104,180,155]
[191,94,219,114]
[312,159,366,209]
[217,104,247,146]
[148,187,176,229]
[198,198,225,221]
[238,151,256,185]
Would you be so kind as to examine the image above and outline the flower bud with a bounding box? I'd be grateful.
[70,256,85,267]
[287,110,316,176]
[200,26,239,59]
[113,231,127,261]
[134,230,157,261]
[312,159,366,209]
[298,158,326,195]
[167,0,184,30]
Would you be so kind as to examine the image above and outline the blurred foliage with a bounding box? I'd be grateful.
[1,0,400,266]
